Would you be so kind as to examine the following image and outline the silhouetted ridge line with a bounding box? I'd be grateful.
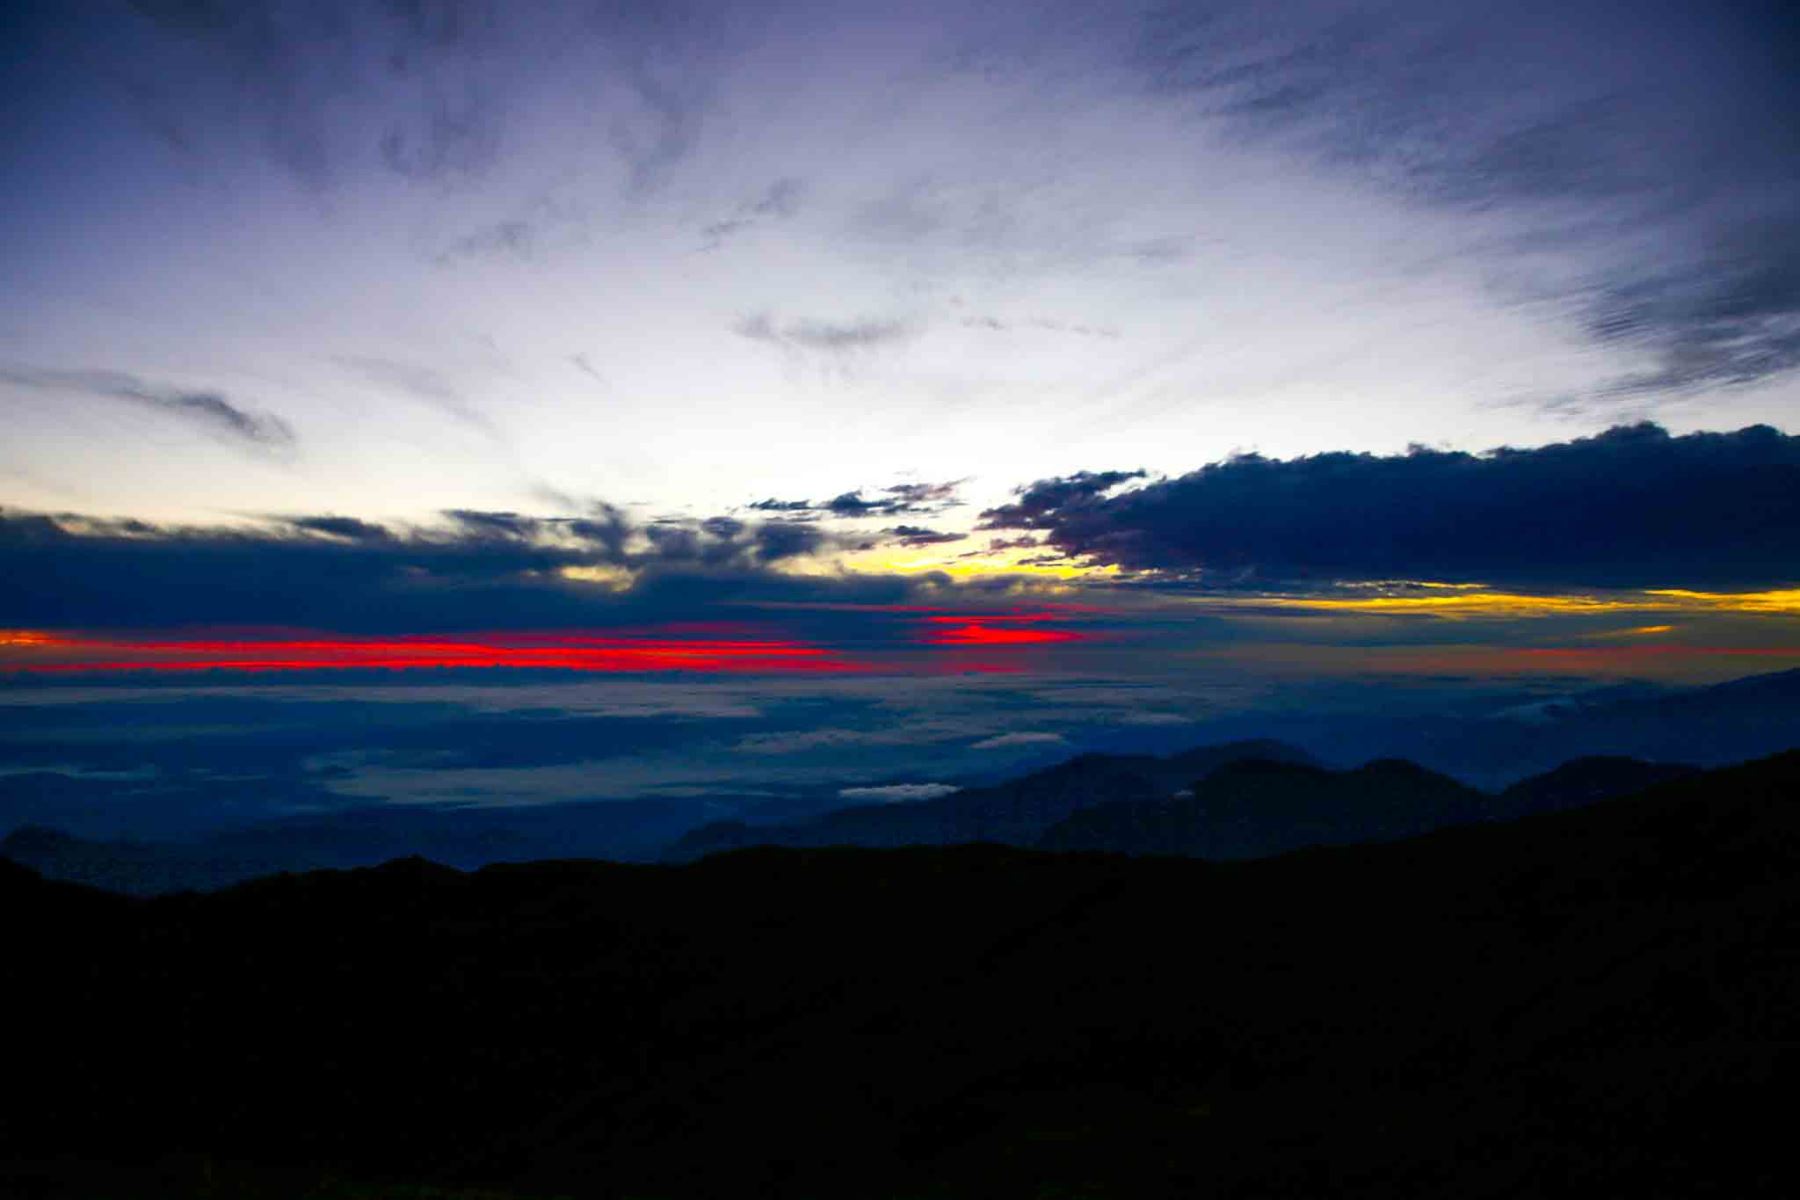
[667,738,1318,860]
[1040,756,1486,858]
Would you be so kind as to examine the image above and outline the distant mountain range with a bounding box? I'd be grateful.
[11,664,1800,896]
[1330,665,1800,783]
[0,739,1731,893]
[670,745,1708,863]
[5,750,1797,1198]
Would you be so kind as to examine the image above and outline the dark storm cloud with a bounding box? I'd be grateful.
[0,366,296,451]
[1136,0,1800,400]
[0,504,874,632]
[980,424,1800,589]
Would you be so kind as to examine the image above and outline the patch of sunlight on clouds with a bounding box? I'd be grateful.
[557,564,640,591]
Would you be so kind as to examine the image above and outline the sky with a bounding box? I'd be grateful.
[2,0,1798,830]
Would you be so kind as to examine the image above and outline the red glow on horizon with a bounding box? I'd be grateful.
[8,628,868,676]
[2,610,1103,677]
[917,613,1089,647]
[922,623,1085,646]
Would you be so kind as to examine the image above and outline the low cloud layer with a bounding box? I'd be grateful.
[982,424,1800,589]
[837,783,962,803]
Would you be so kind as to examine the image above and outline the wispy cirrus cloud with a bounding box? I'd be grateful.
[734,313,914,355]
[0,366,296,453]
[1133,0,1800,404]
[702,177,806,249]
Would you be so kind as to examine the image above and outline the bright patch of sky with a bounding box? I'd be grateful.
[5,0,1795,526]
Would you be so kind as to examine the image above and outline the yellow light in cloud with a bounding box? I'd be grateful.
[1645,589,1800,614]
[1247,586,1800,619]
[1254,591,1641,618]
[824,542,1118,581]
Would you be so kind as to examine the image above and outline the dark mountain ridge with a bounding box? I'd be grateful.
[1040,756,1488,858]
[669,738,1320,859]
[1494,754,1704,817]
[673,744,1700,863]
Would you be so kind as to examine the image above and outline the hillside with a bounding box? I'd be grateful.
[668,738,1316,859]
[4,751,1798,1197]
[1038,757,1488,857]
[1491,755,1703,818]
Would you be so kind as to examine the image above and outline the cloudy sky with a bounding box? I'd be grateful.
[2,0,1798,825]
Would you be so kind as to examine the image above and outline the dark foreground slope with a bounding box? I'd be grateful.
[5,753,1800,1199]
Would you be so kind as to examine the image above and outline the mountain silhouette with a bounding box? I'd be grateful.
[4,750,1797,1198]
[1038,757,1487,857]
[668,738,1317,858]
[1490,755,1702,819]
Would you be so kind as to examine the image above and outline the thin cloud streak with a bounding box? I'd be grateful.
[0,366,296,452]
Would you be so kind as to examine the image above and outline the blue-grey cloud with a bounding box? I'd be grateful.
[880,525,967,548]
[747,480,963,521]
[0,365,296,451]
[283,514,393,540]
[981,424,1800,589]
